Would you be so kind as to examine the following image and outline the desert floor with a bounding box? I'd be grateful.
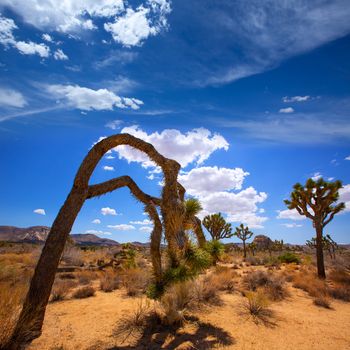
[29,269,350,350]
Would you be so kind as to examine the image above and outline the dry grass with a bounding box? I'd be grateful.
[76,270,99,285]
[210,266,237,293]
[51,280,77,302]
[122,268,150,296]
[99,272,120,292]
[313,295,332,309]
[72,286,95,299]
[242,290,274,324]
[292,270,328,298]
[0,283,27,346]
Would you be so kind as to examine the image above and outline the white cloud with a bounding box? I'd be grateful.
[277,209,305,221]
[0,87,27,108]
[279,107,294,114]
[92,219,101,224]
[345,156,350,161]
[339,184,350,212]
[139,226,153,233]
[105,119,123,130]
[33,208,46,215]
[178,166,249,197]
[42,33,53,42]
[107,224,135,230]
[85,230,112,236]
[130,219,152,225]
[103,165,114,171]
[46,84,143,111]
[282,96,310,103]
[0,15,50,57]
[104,0,171,47]
[101,207,117,216]
[281,223,303,228]
[311,172,322,181]
[106,155,115,159]
[115,126,229,168]
[53,49,68,60]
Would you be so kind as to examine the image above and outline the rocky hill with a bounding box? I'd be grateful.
[0,226,120,246]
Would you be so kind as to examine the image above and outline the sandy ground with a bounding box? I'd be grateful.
[28,279,350,350]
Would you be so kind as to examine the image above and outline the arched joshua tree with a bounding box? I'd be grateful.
[5,134,185,350]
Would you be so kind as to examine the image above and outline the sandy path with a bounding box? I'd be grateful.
[29,285,350,350]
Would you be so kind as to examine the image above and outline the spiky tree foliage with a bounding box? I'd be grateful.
[272,239,284,252]
[6,134,185,350]
[203,213,233,241]
[285,178,345,278]
[234,224,253,258]
[181,198,206,248]
[204,240,225,265]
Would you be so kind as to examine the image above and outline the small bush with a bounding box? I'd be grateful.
[211,266,236,293]
[77,270,98,285]
[329,269,350,285]
[100,272,120,292]
[243,290,273,322]
[51,280,74,302]
[328,284,350,302]
[122,268,150,296]
[314,295,331,309]
[58,272,76,280]
[292,271,327,297]
[243,270,270,291]
[278,252,300,264]
[192,278,220,305]
[72,286,95,299]
[204,240,225,265]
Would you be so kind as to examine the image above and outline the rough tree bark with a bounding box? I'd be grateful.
[316,225,326,279]
[6,134,183,350]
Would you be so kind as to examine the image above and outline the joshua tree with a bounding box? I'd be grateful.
[6,134,185,350]
[248,242,257,256]
[272,239,284,253]
[203,213,233,241]
[285,178,344,278]
[182,198,206,248]
[234,224,253,258]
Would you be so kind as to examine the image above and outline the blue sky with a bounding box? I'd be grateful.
[0,0,349,244]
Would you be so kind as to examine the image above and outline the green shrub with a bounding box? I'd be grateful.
[184,244,212,273]
[204,240,225,265]
[278,252,300,264]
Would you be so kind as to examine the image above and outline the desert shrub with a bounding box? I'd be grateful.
[0,283,26,346]
[122,268,150,296]
[243,290,273,322]
[192,278,220,305]
[114,298,152,341]
[72,286,95,299]
[77,270,98,285]
[329,269,350,285]
[58,272,76,280]
[163,264,193,284]
[313,295,331,309]
[100,272,120,292]
[51,280,75,302]
[204,240,225,265]
[278,252,300,264]
[243,270,287,301]
[292,271,327,297]
[211,266,236,293]
[328,284,350,302]
[61,246,84,266]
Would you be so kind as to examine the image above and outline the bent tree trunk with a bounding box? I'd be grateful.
[193,216,206,248]
[316,226,326,279]
[6,134,182,350]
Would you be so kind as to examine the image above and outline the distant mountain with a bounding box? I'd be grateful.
[71,233,120,246]
[0,226,120,246]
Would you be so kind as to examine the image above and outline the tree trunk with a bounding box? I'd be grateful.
[243,240,246,259]
[193,216,206,248]
[316,225,326,279]
[6,188,86,349]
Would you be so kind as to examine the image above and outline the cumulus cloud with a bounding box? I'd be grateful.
[130,219,152,225]
[0,15,50,57]
[311,172,322,181]
[279,107,294,114]
[107,224,135,230]
[139,226,153,233]
[46,84,143,111]
[345,156,350,161]
[85,229,112,235]
[104,0,171,47]
[114,126,229,168]
[339,184,350,212]
[101,207,117,216]
[33,208,46,215]
[103,165,114,171]
[179,166,249,197]
[53,49,68,60]
[0,87,27,108]
[42,33,53,42]
[92,219,101,224]
[283,96,310,103]
[277,209,305,221]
